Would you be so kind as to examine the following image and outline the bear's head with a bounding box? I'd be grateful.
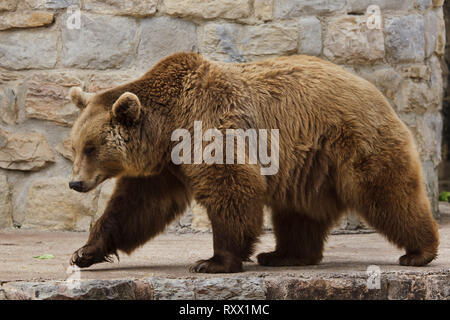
[68,87,148,193]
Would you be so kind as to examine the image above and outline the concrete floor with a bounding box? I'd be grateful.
[0,215,448,283]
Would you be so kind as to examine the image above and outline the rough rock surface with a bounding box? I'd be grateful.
[0,129,55,171]
[0,29,58,70]
[1,272,448,300]
[161,0,251,20]
[199,22,298,62]
[22,177,98,231]
[61,13,138,69]
[0,11,54,31]
[84,0,158,17]
[323,16,385,64]
[24,73,82,126]
[0,174,12,229]
[137,17,197,70]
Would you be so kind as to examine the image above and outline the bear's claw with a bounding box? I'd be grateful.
[189,257,243,273]
[70,246,118,268]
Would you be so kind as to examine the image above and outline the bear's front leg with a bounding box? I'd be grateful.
[71,172,189,268]
[70,224,117,268]
[189,165,265,273]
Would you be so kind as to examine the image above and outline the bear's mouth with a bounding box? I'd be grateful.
[75,175,107,193]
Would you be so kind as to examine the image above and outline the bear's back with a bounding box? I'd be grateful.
[217,55,409,147]
[229,55,396,123]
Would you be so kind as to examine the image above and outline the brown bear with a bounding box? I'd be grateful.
[68,52,439,273]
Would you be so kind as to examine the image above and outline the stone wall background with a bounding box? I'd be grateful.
[438,1,450,191]
[0,0,446,232]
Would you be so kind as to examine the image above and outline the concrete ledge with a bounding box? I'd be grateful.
[1,271,449,300]
[0,211,449,300]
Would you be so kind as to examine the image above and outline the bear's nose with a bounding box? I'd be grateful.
[69,181,83,192]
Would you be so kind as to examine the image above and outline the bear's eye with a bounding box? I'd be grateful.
[83,146,95,156]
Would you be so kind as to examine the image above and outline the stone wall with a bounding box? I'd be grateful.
[0,0,446,231]
[438,0,450,190]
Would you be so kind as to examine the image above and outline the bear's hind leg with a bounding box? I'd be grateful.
[257,211,332,266]
[356,178,439,267]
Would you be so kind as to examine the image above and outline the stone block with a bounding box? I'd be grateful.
[254,0,273,21]
[199,22,298,62]
[137,17,197,70]
[61,13,138,69]
[24,72,83,126]
[0,29,58,70]
[23,177,98,231]
[25,0,79,9]
[84,0,158,17]
[298,16,322,56]
[0,11,54,30]
[161,0,250,19]
[274,0,346,18]
[385,15,425,63]
[0,174,13,229]
[0,128,55,171]
[0,0,18,11]
[323,16,384,64]
[0,86,19,125]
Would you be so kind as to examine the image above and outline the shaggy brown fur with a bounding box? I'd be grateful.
[68,52,439,273]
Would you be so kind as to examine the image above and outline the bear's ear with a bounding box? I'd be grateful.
[69,87,91,110]
[112,92,141,126]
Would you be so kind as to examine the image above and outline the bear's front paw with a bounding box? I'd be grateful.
[70,245,117,268]
[189,255,243,273]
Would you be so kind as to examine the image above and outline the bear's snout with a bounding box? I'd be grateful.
[69,181,84,192]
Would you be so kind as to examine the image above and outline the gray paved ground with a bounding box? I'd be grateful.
[0,205,448,299]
